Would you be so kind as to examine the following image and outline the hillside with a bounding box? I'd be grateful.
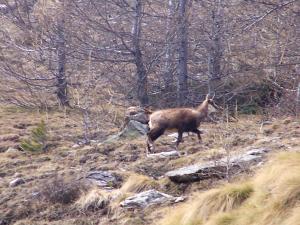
[0,0,299,224]
[0,106,299,225]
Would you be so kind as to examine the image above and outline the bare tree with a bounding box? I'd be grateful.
[207,0,224,95]
[56,0,69,107]
[177,0,189,106]
[132,0,149,106]
[0,0,72,107]
[163,0,177,101]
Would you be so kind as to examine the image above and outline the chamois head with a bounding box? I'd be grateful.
[205,93,221,110]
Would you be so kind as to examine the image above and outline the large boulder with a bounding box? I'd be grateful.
[119,120,149,137]
[166,148,270,183]
[100,106,150,144]
[120,189,184,208]
[101,121,148,144]
[123,106,150,125]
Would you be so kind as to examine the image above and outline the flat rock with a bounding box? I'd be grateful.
[147,151,180,159]
[6,147,19,153]
[120,189,184,208]
[86,171,119,188]
[168,132,190,138]
[9,178,25,187]
[5,147,22,158]
[72,144,80,149]
[166,148,270,183]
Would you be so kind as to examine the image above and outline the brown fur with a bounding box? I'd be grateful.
[147,95,216,153]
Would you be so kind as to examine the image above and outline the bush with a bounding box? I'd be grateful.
[20,120,48,152]
[40,177,82,205]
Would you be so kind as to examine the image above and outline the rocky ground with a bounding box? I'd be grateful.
[0,106,299,225]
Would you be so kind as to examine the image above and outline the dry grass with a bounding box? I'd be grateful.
[120,173,159,193]
[160,151,300,225]
[160,183,253,225]
[75,188,110,212]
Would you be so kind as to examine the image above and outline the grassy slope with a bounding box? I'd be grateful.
[160,151,300,225]
[0,106,299,225]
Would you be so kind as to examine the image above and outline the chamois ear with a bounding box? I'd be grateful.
[205,94,210,101]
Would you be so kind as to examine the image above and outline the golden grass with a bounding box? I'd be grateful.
[161,151,300,225]
[160,183,253,225]
[120,173,159,193]
[108,173,160,211]
[75,188,110,212]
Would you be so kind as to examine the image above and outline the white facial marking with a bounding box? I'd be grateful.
[149,120,153,129]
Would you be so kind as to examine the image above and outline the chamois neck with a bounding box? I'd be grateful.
[196,100,209,118]
[196,100,208,111]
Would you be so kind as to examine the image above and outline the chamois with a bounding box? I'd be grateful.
[146,95,218,153]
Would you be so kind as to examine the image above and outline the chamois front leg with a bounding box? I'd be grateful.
[175,130,183,150]
[146,127,165,154]
[146,135,153,154]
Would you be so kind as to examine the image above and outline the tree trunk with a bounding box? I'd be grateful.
[163,0,176,99]
[177,0,188,106]
[297,82,300,117]
[56,6,69,107]
[132,0,149,106]
[208,0,223,96]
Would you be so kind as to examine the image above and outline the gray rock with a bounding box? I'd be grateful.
[120,189,184,208]
[101,121,148,144]
[244,147,270,156]
[124,106,150,125]
[9,178,25,187]
[86,171,118,188]
[72,144,80,149]
[166,148,270,183]
[128,112,149,125]
[147,151,180,159]
[13,172,22,178]
[120,120,149,137]
[168,133,191,139]
[6,147,19,153]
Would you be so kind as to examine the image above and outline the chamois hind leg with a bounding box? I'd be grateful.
[146,127,165,154]
[175,130,183,150]
[192,128,202,143]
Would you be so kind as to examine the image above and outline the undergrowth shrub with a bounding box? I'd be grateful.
[40,177,83,205]
[20,120,48,152]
